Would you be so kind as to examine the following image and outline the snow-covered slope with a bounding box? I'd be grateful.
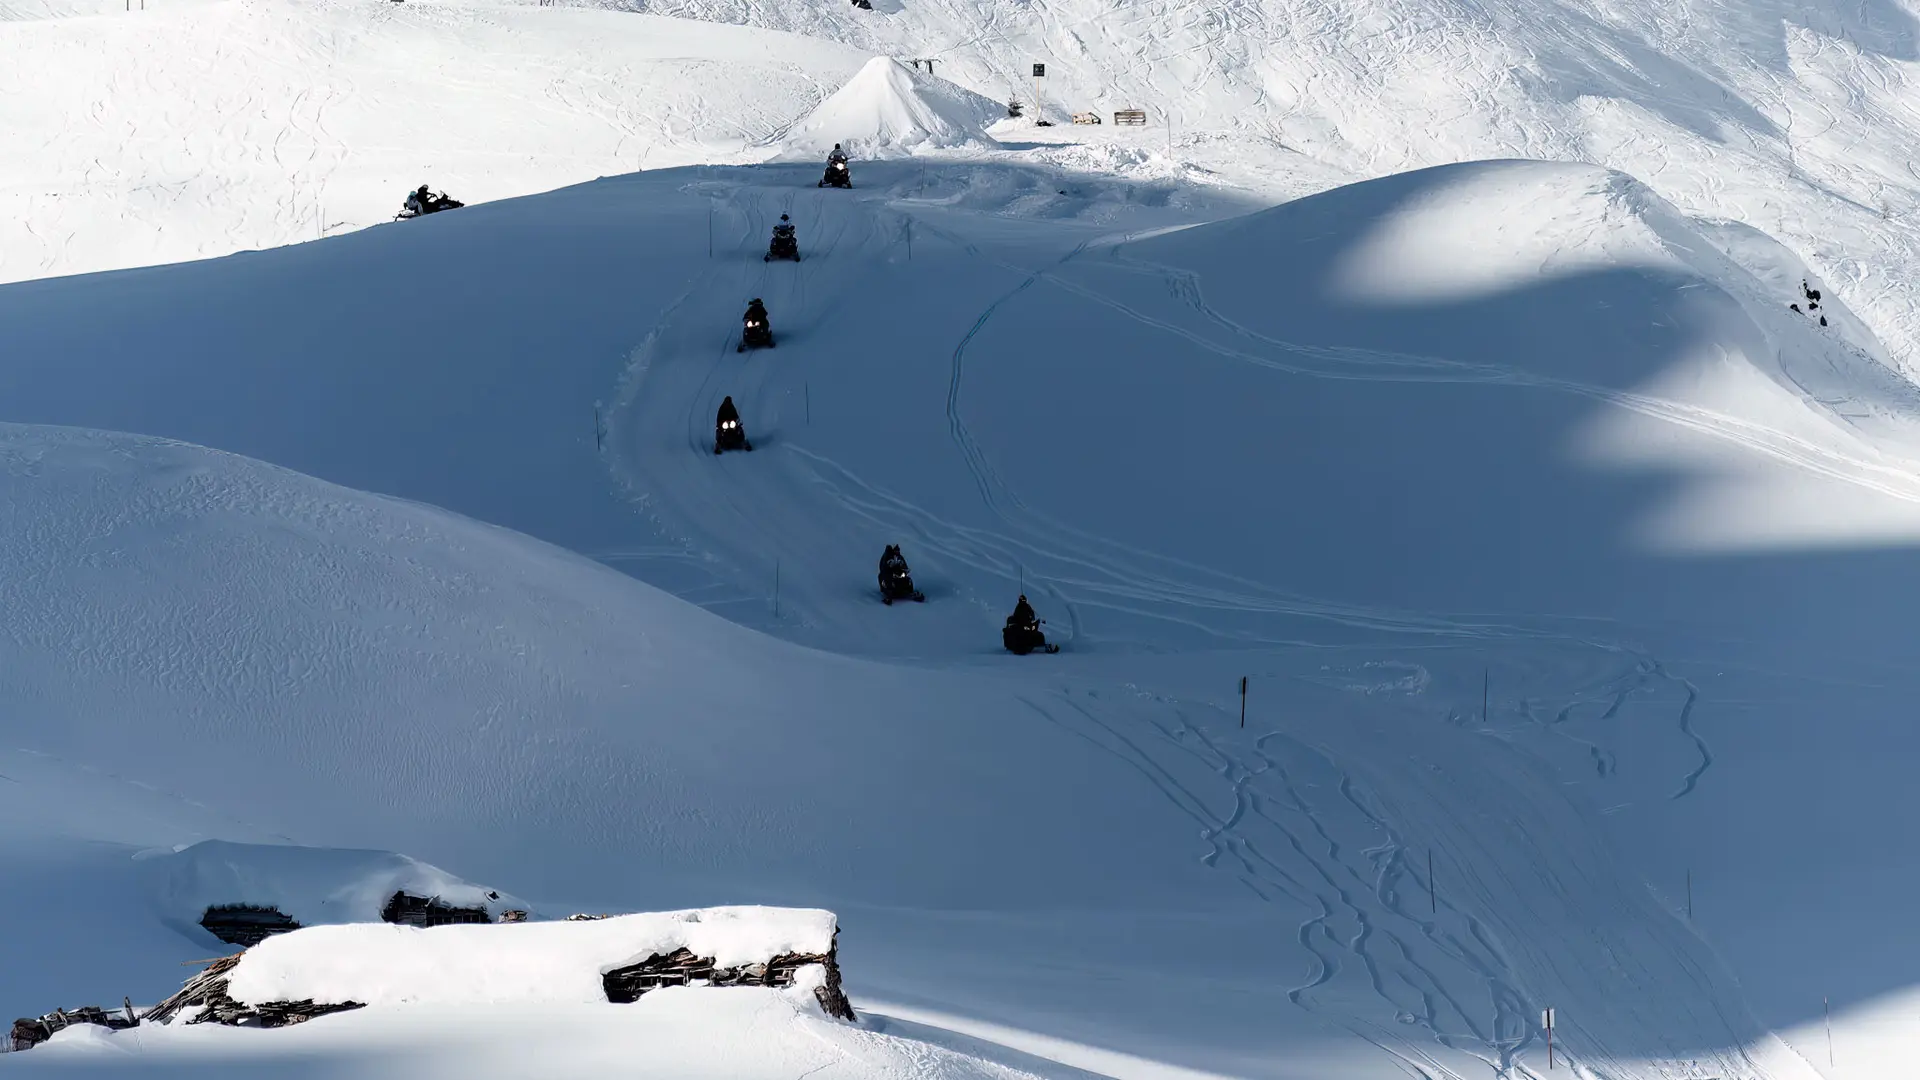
[0,0,870,282]
[8,145,1920,1079]
[15,0,1920,392]
[571,0,1920,372]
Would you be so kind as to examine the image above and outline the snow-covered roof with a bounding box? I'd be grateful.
[222,907,838,1009]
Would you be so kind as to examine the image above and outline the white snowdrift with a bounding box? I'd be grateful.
[10,993,1047,1080]
[222,907,836,1008]
[782,56,1001,159]
[146,840,519,939]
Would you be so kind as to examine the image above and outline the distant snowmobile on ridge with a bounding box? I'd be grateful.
[819,145,852,189]
[396,184,464,220]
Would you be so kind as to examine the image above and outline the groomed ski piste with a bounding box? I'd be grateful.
[9,0,1920,1077]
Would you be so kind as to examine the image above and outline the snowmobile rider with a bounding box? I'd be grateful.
[716,395,740,428]
[406,184,432,215]
[880,544,908,577]
[744,298,768,326]
[828,144,848,165]
[773,214,795,241]
[1007,594,1038,630]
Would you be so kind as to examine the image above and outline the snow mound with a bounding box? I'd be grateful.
[222,907,836,1008]
[146,840,520,940]
[782,56,1000,159]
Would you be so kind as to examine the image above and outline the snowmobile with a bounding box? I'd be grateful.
[765,225,801,262]
[714,416,751,454]
[714,416,752,454]
[738,305,775,352]
[878,546,925,604]
[819,159,852,189]
[1002,620,1057,655]
[395,189,464,220]
[714,395,752,454]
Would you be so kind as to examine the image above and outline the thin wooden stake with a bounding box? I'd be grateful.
[594,406,603,451]
[1239,675,1247,728]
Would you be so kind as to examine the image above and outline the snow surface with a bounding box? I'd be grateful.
[220,907,836,1007]
[11,0,1920,1075]
[782,56,1002,159]
[3,152,1901,1080]
[8,988,1052,1080]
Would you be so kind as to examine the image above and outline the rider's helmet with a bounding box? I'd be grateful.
[780,214,789,221]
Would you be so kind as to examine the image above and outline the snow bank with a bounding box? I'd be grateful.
[145,840,517,938]
[782,56,1000,159]
[221,907,836,1008]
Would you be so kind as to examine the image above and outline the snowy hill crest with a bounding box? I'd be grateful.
[782,56,1001,159]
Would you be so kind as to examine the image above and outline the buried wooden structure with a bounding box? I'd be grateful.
[1113,108,1147,125]
[379,891,491,928]
[201,904,303,947]
[601,935,855,1021]
[11,918,855,1052]
[1072,111,1102,125]
[197,891,493,951]
[9,1001,139,1052]
[146,954,365,1029]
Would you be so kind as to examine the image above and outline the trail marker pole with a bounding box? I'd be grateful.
[594,406,603,451]
[1542,1008,1555,1070]
[1239,676,1247,728]
[1825,996,1833,1067]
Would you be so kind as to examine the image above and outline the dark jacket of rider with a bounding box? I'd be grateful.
[744,300,768,325]
[1007,595,1037,628]
[716,396,740,426]
[880,546,908,576]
